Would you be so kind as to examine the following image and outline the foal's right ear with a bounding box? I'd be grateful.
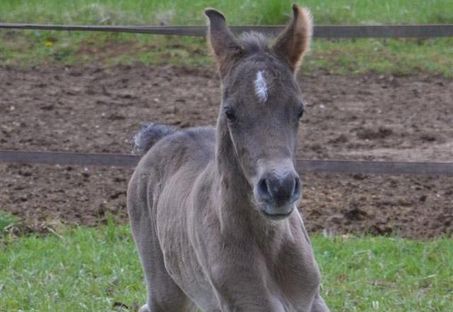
[205,9,243,76]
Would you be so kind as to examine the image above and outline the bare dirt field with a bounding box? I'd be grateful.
[1,65,452,238]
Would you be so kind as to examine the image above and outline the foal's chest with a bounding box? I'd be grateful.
[264,240,321,310]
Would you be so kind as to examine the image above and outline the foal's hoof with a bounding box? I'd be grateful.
[138,304,150,312]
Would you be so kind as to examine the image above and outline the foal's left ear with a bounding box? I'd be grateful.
[272,4,313,73]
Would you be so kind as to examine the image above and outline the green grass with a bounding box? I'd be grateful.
[0,1,452,76]
[0,223,144,312]
[0,211,17,236]
[1,224,451,311]
[317,235,452,311]
[1,0,452,25]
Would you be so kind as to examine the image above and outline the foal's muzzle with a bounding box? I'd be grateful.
[255,169,301,220]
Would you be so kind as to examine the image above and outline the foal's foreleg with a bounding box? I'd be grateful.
[207,264,285,312]
[128,177,189,312]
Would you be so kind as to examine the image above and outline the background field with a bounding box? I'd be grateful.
[1,225,452,312]
[2,0,452,24]
[1,1,452,311]
[0,0,452,76]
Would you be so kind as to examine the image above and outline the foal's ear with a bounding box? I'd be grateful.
[205,9,243,76]
[272,4,313,73]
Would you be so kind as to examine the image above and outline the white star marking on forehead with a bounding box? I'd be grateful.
[254,70,268,103]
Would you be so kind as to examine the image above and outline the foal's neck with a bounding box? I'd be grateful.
[215,122,250,203]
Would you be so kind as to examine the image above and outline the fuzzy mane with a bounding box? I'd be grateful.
[239,32,272,54]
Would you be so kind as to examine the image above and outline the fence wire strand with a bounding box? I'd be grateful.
[0,23,452,38]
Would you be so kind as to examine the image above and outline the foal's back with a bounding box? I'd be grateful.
[135,126,215,185]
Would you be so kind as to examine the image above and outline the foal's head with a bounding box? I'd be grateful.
[206,5,312,220]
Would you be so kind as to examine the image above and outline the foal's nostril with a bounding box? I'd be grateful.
[258,178,272,201]
[293,177,300,197]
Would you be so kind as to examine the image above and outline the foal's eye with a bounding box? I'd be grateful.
[224,106,236,121]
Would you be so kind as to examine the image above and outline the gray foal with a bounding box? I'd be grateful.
[127,5,329,312]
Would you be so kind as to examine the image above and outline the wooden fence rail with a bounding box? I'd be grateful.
[1,150,453,176]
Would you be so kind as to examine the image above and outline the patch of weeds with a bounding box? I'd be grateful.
[0,211,17,235]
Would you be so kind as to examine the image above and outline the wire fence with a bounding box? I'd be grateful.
[1,151,453,176]
[1,23,453,38]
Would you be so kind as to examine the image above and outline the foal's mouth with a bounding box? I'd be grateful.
[261,208,294,220]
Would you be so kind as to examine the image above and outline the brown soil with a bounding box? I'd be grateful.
[1,65,452,238]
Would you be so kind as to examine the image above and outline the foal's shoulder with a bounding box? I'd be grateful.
[149,127,216,176]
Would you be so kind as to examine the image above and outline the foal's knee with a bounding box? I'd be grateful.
[310,294,330,312]
[146,297,188,312]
